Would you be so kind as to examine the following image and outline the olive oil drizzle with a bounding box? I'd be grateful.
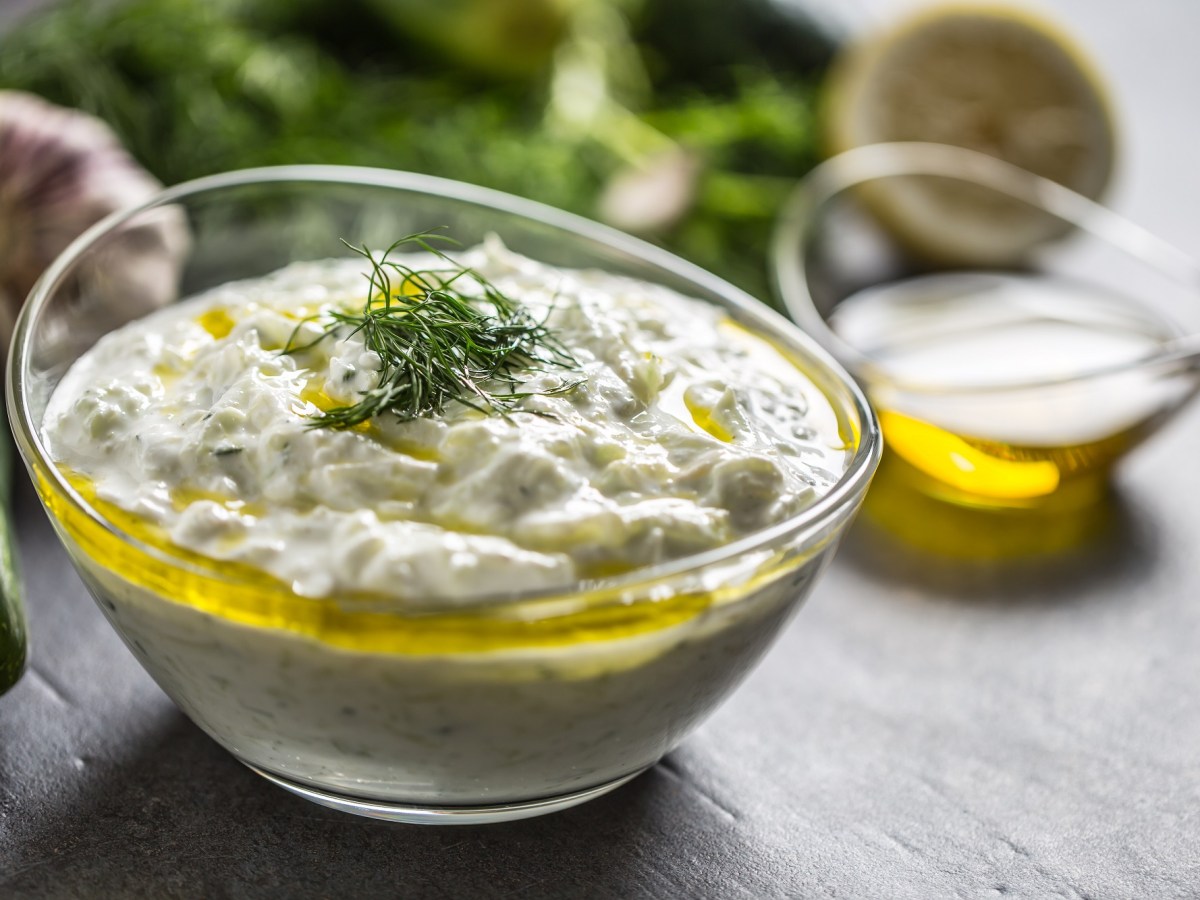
[39,468,811,656]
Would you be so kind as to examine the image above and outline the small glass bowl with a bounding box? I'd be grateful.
[772,142,1200,523]
[8,166,880,823]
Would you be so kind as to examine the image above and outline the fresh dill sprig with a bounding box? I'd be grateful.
[284,232,584,429]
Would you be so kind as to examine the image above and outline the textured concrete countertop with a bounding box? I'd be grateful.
[2,1,1199,897]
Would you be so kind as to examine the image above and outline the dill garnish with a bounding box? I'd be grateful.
[284,233,584,429]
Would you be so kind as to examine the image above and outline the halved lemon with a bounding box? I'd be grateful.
[824,4,1117,265]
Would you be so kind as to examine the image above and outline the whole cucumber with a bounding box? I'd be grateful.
[0,400,25,695]
[361,0,571,80]
[632,0,845,95]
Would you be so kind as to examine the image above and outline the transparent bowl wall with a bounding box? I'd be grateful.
[9,167,880,815]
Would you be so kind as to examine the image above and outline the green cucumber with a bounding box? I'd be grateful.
[0,401,26,695]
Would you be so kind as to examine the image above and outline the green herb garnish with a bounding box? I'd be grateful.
[285,233,584,430]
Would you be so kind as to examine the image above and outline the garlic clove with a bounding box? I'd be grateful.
[0,91,187,349]
[598,148,703,236]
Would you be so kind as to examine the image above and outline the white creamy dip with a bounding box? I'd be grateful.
[40,238,860,809]
[44,239,845,604]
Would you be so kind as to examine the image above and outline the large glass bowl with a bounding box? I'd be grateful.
[8,166,880,824]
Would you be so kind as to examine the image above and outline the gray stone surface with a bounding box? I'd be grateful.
[3,1,1200,898]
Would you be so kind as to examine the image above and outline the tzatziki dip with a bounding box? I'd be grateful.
[45,238,845,603]
[41,237,852,807]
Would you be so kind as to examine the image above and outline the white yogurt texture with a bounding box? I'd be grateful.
[44,239,844,605]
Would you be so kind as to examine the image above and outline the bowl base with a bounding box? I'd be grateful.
[244,762,653,825]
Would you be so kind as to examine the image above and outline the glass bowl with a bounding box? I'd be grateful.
[772,142,1200,537]
[8,166,880,823]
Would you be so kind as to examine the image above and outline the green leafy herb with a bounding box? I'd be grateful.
[0,0,830,307]
[285,233,584,429]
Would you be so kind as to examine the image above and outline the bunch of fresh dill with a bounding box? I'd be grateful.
[0,0,835,304]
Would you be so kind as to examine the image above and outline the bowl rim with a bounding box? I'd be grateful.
[9,164,881,616]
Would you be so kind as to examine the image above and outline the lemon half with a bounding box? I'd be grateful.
[825,4,1117,265]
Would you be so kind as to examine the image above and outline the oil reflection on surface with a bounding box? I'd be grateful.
[861,447,1114,561]
[843,443,1160,606]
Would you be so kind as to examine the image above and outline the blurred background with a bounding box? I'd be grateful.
[0,0,1189,305]
[0,0,856,303]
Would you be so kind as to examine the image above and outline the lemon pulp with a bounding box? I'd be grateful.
[823,3,1116,265]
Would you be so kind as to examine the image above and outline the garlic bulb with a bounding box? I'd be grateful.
[0,91,186,349]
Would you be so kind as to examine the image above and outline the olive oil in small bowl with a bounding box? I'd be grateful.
[773,143,1200,553]
[831,271,1189,508]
